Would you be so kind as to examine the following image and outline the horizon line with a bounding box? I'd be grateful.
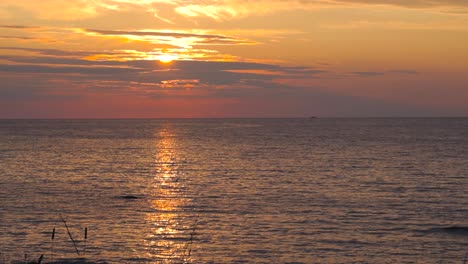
[1,116,467,120]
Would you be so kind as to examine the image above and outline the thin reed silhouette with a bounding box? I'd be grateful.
[83,227,88,256]
[50,227,56,262]
[59,215,80,256]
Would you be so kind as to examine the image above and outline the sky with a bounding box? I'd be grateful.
[1,0,468,118]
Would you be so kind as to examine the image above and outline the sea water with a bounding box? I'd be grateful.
[0,118,467,263]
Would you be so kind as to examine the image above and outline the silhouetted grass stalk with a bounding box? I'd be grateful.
[83,227,88,256]
[59,215,80,256]
[187,227,195,258]
[183,214,199,263]
[50,227,55,262]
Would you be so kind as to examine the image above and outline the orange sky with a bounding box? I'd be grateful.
[1,0,468,117]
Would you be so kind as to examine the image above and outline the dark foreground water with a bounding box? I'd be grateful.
[0,118,467,263]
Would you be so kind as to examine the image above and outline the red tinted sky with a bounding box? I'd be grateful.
[1,0,468,117]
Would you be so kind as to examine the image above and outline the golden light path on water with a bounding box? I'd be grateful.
[144,125,193,263]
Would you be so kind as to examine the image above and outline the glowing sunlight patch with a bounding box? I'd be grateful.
[157,54,177,63]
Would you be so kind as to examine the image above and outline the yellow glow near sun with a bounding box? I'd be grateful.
[157,54,177,63]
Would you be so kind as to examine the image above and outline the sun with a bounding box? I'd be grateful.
[157,54,177,63]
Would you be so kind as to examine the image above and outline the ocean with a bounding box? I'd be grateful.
[0,118,467,263]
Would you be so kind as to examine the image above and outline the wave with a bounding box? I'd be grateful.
[425,226,468,235]
[115,195,144,200]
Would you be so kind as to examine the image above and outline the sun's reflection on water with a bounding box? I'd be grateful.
[145,126,192,263]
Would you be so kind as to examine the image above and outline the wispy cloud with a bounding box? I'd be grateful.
[390,70,420,75]
[0,35,35,40]
[0,26,256,62]
[323,20,468,31]
[0,47,111,58]
[172,0,468,20]
[2,0,467,24]
[0,25,39,29]
[352,71,385,76]
[83,28,255,46]
[0,1,99,20]
[351,70,421,76]
[334,0,468,9]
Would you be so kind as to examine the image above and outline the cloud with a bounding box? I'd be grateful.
[0,35,35,40]
[333,0,468,9]
[352,71,385,76]
[6,47,433,118]
[86,28,235,40]
[0,45,240,63]
[0,46,326,101]
[0,25,39,29]
[0,47,117,58]
[2,0,467,25]
[390,70,420,74]
[0,45,463,117]
[0,0,99,20]
[350,70,420,76]
[0,63,136,75]
[0,73,81,101]
[0,26,55,41]
[84,28,254,46]
[172,0,468,20]
[0,25,298,67]
[1,3,465,118]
